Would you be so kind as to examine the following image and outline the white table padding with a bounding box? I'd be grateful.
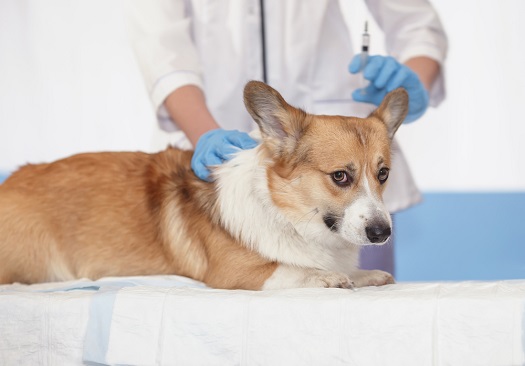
[1,277,524,365]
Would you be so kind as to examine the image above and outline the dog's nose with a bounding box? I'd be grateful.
[365,224,391,243]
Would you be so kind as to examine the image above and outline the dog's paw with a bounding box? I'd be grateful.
[303,270,355,289]
[351,269,395,288]
[262,265,355,290]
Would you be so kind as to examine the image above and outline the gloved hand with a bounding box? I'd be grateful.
[191,129,258,181]
[349,55,429,123]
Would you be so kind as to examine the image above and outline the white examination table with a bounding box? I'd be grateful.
[1,276,524,365]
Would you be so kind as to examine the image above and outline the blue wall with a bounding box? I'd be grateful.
[395,193,525,281]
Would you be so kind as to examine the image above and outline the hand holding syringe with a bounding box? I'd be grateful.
[348,20,430,123]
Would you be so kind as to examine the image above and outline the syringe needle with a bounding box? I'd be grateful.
[360,21,370,94]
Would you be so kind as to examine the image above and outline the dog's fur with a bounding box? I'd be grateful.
[0,81,408,290]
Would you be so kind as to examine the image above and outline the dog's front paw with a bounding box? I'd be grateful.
[351,269,395,288]
[262,265,355,290]
[303,269,355,289]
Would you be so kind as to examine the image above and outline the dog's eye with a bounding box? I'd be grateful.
[331,171,351,186]
[378,168,389,184]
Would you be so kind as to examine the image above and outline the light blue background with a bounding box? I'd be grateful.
[395,193,525,281]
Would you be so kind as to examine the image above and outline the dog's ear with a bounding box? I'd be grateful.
[243,81,308,155]
[370,88,409,139]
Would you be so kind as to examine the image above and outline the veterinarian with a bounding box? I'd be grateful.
[124,0,447,275]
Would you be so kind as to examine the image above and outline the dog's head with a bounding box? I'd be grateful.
[244,81,408,246]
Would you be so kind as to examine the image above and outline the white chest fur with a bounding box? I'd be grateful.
[214,147,360,274]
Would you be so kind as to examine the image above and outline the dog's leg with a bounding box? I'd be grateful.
[349,269,395,287]
[262,264,355,290]
[0,191,55,284]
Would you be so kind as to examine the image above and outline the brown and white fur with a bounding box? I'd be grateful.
[0,81,408,290]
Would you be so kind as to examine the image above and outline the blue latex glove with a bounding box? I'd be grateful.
[349,54,429,123]
[191,129,258,181]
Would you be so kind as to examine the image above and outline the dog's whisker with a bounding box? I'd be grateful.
[302,209,320,237]
[294,207,319,226]
[274,175,302,193]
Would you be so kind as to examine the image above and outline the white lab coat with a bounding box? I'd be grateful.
[124,0,447,213]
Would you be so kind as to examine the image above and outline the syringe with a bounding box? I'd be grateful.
[360,21,370,94]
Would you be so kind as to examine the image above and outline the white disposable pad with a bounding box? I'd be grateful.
[1,277,524,365]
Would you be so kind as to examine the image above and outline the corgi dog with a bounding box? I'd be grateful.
[0,81,408,290]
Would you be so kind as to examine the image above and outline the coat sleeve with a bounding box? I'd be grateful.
[122,0,202,131]
[364,0,448,107]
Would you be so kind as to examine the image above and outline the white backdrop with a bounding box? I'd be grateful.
[1,0,524,192]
